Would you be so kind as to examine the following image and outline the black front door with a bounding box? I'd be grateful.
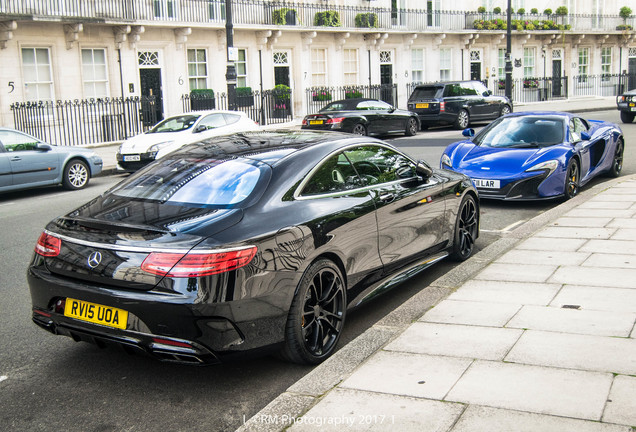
[380,64,393,105]
[552,59,562,97]
[139,69,163,126]
[470,62,481,81]
[629,57,636,91]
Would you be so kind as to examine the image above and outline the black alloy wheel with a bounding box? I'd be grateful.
[450,194,478,261]
[608,139,624,178]
[63,159,90,190]
[564,159,580,200]
[405,117,418,136]
[351,123,367,135]
[454,109,470,129]
[281,259,346,364]
[500,104,511,116]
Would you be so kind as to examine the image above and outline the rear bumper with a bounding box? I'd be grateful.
[414,112,457,126]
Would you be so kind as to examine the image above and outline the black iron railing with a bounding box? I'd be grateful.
[10,96,155,146]
[0,0,631,33]
[305,84,398,113]
[181,88,293,125]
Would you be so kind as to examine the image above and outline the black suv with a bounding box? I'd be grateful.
[408,80,512,130]
[616,88,636,123]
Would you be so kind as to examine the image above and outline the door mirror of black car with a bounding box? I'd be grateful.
[416,160,433,179]
[462,128,475,137]
[484,90,493,96]
[36,143,52,151]
[194,125,207,133]
[388,107,396,113]
[580,131,591,141]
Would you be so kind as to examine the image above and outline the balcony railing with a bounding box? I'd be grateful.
[0,0,632,33]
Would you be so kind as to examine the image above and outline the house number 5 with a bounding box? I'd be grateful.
[8,81,15,93]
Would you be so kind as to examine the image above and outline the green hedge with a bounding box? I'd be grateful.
[473,18,571,31]
[355,12,378,28]
[272,8,297,25]
[315,10,341,27]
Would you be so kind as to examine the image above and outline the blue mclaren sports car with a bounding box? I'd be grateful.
[440,112,624,200]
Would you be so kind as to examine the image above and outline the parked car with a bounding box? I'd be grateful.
[301,98,420,137]
[440,112,624,200]
[408,80,512,130]
[28,130,479,365]
[0,127,102,193]
[116,110,259,172]
[616,88,636,123]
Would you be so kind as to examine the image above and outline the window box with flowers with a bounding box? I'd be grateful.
[345,90,364,99]
[523,79,539,89]
[312,90,333,102]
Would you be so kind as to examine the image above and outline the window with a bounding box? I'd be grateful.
[512,0,525,10]
[187,49,208,90]
[22,47,54,101]
[439,48,451,81]
[569,117,589,142]
[343,49,358,85]
[209,0,226,20]
[198,113,227,129]
[578,48,589,83]
[498,49,505,79]
[601,47,612,81]
[235,49,247,87]
[311,49,327,87]
[0,130,41,152]
[154,0,175,18]
[345,146,416,186]
[301,152,360,196]
[523,47,536,78]
[411,49,424,83]
[82,48,108,99]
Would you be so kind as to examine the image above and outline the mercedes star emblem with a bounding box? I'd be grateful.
[87,251,102,269]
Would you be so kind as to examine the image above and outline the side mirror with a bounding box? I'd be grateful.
[388,107,396,113]
[462,128,475,137]
[194,125,207,133]
[580,131,591,141]
[416,160,433,179]
[484,90,493,96]
[36,143,52,151]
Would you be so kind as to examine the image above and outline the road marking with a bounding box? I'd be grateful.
[0,376,7,383]
[503,220,526,232]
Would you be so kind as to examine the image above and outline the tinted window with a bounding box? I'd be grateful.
[0,130,41,152]
[475,116,564,148]
[473,81,489,95]
[569,117,589,142]
[301,152,360,196]
[110,157,263,206]
[149,115,199,133]
[320,101,351,112]
[199,114,227,129]
[461,83,478,96]
[410,87,443,100]
[344,146,416,186]
[443,84,462,97]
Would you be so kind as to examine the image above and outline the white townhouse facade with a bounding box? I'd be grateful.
[0,0,635,143]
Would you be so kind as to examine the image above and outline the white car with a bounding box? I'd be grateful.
[116,110,259,171]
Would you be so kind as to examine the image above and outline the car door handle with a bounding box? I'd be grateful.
[379,193,396,203]
[10,156,21,161]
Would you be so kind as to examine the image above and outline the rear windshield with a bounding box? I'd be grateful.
[110,157,265,206]
[409,87,442,100]
[149,115,200,133]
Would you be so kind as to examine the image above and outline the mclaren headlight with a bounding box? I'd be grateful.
[441,153,453,169]
[526,160,559,177]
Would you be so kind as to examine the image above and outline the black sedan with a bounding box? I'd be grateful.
[28,131,478,365]
[302,98,420,137]
[616,88,636,123]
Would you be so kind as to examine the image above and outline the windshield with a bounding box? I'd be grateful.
[110,157,264,207]
[149,115,200,133]
[474,116,565,148]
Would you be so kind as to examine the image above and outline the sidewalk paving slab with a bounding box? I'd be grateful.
[583,253,636,269]
[419,299,521,327]
[550,266,636,288]
[550,285,636,313]
[602,375,636,426]
[448,280,562,305]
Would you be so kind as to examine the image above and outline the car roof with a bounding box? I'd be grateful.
[414,80,483,88]
[174,130,373,165]
[174,110,247,117]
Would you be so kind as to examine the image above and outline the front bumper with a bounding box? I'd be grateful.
[116,152,156,172]
[471,171,563,201]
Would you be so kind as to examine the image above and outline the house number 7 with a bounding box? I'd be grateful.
[8,82,15,93]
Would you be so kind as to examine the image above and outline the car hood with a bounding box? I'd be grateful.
[119,131,190,153]
[448,141,565,177]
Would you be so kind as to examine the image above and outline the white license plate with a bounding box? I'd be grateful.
[123,155,141,162]
[473,178,500,189]
[631,108,636,112]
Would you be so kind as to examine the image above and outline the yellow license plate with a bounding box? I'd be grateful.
[309,120,324,125]
[64,298,128,329]
[416,103,429,109]
[629,103,635,107]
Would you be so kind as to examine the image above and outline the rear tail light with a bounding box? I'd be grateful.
[141,246,257,277]
[440,102,446,112]
[302,118,308,125]
[35,232,61,257]
[326,117,345,125]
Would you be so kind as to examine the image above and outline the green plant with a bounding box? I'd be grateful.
[544,8,552,15]
[345,90,364,99]
[315,10,341,27]
[477,6,486,13]
[272,8,297,25]
[355,12,378,28]
[531,8,538,14]
[235,87,252,97]
[617,24,633,30]
[493,7,501,14]
[312,89,332,101]
[555,6,568,15]
[517,8,525,15]
[190,88,214,98]
[619,6,632,21]
[523,79,539,88]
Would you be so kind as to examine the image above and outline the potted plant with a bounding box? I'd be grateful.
[618,6,633,30]
[315,10,341,27]
[544,8,553,15]
[190,88,215,110]
[272,84,291,117]
[531,8,538,14]
[517,8,525,15]
[493,7,501,14]
[272,8,297,25]
[312,89,332,101]
[355,12,378,28]
[477,6,486,14]
[235,87,254,107]
[555,6,568,16]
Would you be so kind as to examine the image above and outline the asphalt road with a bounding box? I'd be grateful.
[0,109,633,432]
